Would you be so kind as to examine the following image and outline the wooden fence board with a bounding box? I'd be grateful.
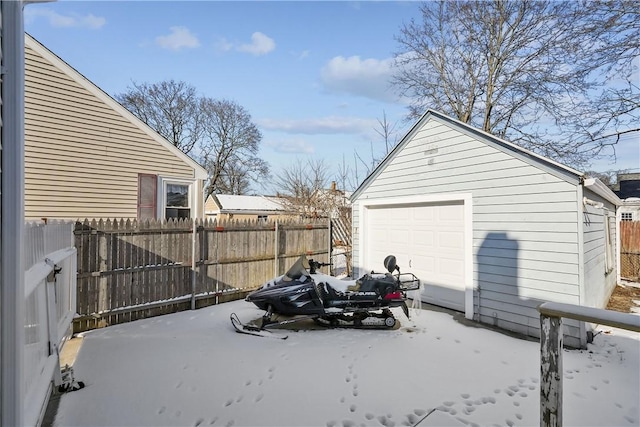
[620,221,640,280]
[73,218,331,332]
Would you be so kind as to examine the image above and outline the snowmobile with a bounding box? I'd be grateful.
[231,254,420,338]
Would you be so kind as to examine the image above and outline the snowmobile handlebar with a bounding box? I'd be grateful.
[308,258,331,274]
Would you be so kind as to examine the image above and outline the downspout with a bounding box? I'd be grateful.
[1,1,26,425]
[576,179,587,347]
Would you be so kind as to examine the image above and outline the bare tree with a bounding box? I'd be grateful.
[374,110,399,155]
[198,98,268,196]
[116,80,202,155]
[117,81,269,194]
[553,0,640,160]
[274,158,331,218]
[392,0,639,169]
[215,155,269,195]
[352,110,402,187]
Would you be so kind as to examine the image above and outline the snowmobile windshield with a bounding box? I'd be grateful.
[282,255,311,283]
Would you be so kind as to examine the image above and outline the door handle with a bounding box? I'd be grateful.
[409,259,412,268]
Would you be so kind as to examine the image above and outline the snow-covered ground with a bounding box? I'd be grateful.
[52,300,639,427]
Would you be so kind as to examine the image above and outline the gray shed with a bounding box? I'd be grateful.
[351,110,622,348]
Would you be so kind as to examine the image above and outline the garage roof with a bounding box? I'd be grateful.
[351,110,620,205]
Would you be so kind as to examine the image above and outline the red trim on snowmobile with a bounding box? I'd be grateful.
[384,291,402,300]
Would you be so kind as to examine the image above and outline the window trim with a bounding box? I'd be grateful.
[158,177,196,220]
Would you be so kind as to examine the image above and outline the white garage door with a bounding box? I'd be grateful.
[365,201,466,312]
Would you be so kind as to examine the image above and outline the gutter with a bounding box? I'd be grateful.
[583,178,622,207]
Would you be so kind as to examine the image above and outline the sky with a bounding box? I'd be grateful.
[23,1,639,193]
[49,297,639,427]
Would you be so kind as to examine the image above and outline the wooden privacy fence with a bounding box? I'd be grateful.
[620,221,640,280]
[74,218,330,332]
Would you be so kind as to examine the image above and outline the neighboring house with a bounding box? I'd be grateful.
[318,181,352,219]
[619,198,640,222]
[612,173,640,200]
[613,173,640,221]
[205,194,291,221]
[351,110,622,348]
[24,34,208,221]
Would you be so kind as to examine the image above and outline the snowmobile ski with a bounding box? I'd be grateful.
[230,313,288,339]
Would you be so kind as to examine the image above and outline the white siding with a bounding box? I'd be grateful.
[353,116,584,345]
[582,188,618,308]
[24,41,200,220]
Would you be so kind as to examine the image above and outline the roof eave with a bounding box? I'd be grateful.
[351,109,585,202]
[583,178,623,206]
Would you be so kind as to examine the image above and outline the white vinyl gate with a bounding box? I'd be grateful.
[24,221,76,426]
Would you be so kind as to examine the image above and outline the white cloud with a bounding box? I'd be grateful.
[320,55,401,103]
[155,26,200,51]
[237,32,276,56]
[265,138,315,154]
[216,32,276,56]
[215,37,234,53]
[258,116,376,135]
[25,8,106,29]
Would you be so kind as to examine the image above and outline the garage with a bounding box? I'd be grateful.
[361,197,470,313]
[350,109,622,348]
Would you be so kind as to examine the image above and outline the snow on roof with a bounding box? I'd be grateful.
[214,194,286,213]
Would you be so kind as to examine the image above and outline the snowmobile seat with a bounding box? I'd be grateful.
[358,273,396,297]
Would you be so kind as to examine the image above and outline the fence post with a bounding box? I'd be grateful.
[98,220,108,315]
[46,274,63,386]
[540,313,563,427]
[274,220,279,276]
[328,219,333,275]
[191,218,196,310]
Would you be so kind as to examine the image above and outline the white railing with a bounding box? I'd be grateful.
[538,302,640,427]
[23,220,77,427]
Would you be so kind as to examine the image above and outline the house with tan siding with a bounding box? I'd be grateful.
[351,110,622,348]
[24,34,208,221]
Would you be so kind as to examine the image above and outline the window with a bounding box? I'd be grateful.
[165,182,191,219]
[257,215,268,223]
[621,212,633,222]
[137,174,157,220]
